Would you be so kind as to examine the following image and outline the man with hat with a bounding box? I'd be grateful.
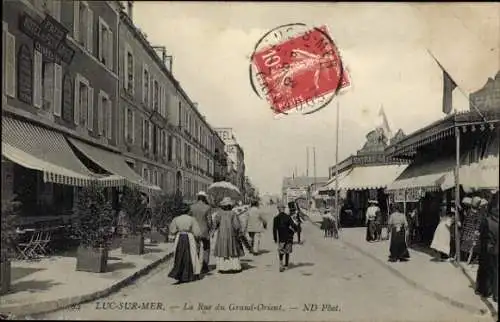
[273,202,298,272]
[365,200,381,242]
[189,191,212,274]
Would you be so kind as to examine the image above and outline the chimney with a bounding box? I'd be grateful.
[127,1,133,21]
[193,102,198,109]
[165,55,173,73]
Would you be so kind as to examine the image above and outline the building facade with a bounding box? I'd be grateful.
[213,131,228,182]
[2,0,123,216]
[119,3,215,202]
[214,128,246,193]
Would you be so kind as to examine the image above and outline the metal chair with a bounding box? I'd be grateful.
[32,229,52,256]
[15,230,38,260]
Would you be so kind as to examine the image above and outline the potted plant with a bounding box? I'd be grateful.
[151,193,183,243]
[120,187,147,255]
[1,197,20,295]
[72,184,114,273]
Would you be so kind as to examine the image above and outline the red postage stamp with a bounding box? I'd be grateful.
[250,25,350,115]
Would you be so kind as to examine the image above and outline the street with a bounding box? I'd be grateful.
[38,206,492,321]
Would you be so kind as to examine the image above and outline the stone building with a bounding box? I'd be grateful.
[119,2,216,202]
[1,0,136,219]
[213,131,228,182]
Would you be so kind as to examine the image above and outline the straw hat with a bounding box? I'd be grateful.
[462,197,472,205]
[197,191,208,197]
[220,197,234,207]
[479,198,489,208]
[472,196,482,208]
[368,200,378,204]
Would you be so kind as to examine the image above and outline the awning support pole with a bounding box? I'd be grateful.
[454,126,461,263]
[335,101,340,229]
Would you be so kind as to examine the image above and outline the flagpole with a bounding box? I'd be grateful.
[335,100,340,234]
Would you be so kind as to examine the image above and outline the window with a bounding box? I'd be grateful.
[142,118,150,150]
[142,65,149,106]
[177,101,182,127]
[161,130,166,158]
[35,0,61,21]
[143,167,149,182]
[124,107,135,143]
[153,79,159,111]
[4,27,16,98]
[98,17,113,69]
[153,170,158,186]
[74,74,93,129]
[184,143,189,166]
[73,1,93,53]
[124,45,134,94]
[153,126,160,156]
[167,135,173,161]
[98,91,112,139]
[34,52,62,114]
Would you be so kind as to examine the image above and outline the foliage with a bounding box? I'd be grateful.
[152,192,187,226]
[1,197,21,261]
[72,184,114,249]
[121,186,147,235]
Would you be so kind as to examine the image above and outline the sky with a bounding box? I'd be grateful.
[132,2,500,195]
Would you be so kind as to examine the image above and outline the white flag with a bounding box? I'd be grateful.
[378,106,392,141]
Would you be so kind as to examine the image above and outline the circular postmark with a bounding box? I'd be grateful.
[249,23,350,116]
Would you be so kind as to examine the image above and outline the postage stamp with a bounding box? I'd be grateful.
[250,23,351,116]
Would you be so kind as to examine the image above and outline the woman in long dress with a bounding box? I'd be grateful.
[213,197,244,273]
[168,205,202,283]
[387,203,410,262]
[431,209,455,261]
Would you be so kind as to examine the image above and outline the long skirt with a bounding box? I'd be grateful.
[215,257,241,272]
[366,220,377,241]
[168,232,201,282]
[389,226,410,261]
[476,251,499,302]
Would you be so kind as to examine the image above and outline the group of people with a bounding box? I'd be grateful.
[430,193,498,303]
[167,192,305,283]
[365,200,386,242]
[321,207,339,238]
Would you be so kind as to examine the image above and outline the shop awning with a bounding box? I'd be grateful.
[340,164,408,191]
[318,169,353,192]
[2,117,95,186]
[67,138,161,192]
[387,156,456,192]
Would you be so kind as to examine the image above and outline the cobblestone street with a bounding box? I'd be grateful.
[38,207,494,321]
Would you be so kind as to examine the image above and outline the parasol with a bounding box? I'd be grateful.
[207,181,241,204]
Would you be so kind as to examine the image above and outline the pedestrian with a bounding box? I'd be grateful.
[273,203,298,272]
[475,192,498,303]
[430,207,455,261]
[235,206,253,254]
[330,206,339,239]
[213,197,244,273]
[168,204,202,284]
[321,210,331,238]
[288,201,302,244]
[375,204,383,241]
[387,203,410,262]
[365,200,380,242]
[189,191,212,274]
[247,199,268,254]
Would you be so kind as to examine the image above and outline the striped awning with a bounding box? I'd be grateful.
[67,138,162,193]
[339,164,408,191]
[387,156,455,192]
[2,117,95,186]
[318,169,353,192]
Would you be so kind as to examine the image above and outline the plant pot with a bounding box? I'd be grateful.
[76,246,108,273]
[0,259,11,295]
[121,235,145,255]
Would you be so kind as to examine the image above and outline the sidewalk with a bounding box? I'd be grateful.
[304,211,498,319]
[0,241,174,318]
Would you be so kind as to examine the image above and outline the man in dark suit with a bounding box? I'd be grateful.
[273,203,298,272]
[189,191,212,274]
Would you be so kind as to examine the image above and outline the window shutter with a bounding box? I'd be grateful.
[107,100,112,139]
[5,31,16,98]
[149,74,152,109]
[87,8,93,53]
[124,107,128,141]
[107,29,113,70]
[132,110,135,143]
[123,47,128,88]
[33,50,43,108]
[53,63,62,116]
[53,0,61,21]
[87,87,94,131]
[97,93,103,135]
[73,2,79,40]
[149,121,153,152]
[142,66,146,103]
[74,75,80,124]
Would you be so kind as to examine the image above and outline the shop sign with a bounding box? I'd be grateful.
[19,14,75,64]
[17,44,33,104]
